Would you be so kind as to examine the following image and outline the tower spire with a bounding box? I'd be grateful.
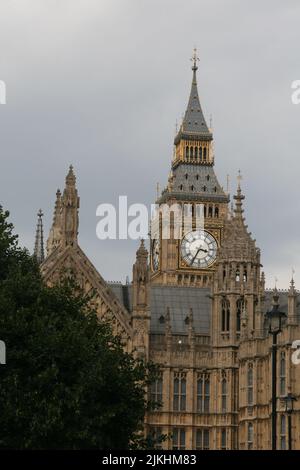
[174,48,212,145]
[34,209,45,264]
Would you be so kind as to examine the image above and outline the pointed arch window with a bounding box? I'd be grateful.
[235,268,240,282]
[172,428,186,450]
[247,364,253,406]
[195,147,198,159]
[196,428,210,450]
[203,147,207,161]
[173,373,186,411]
[150,373,163,405]
[236,298,244,332]
[197,375,210,413]
[190,147,194,159]
[215,206,219,218]
[280,352,286,396]
[199,147,202,160]
[208,206,213,217]
[221,299,230,332]
[221,378,227,412]
[185,146,189,158]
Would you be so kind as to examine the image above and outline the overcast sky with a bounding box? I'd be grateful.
[0,0,300,288]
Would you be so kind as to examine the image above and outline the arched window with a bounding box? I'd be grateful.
[197,375,210,413]
[280,352,286,396]
[203,147,207,160]
[173,374,186,411]
[243,267,247,282]
[206,175,210,181]
[215,206,219,218]
[185,146,189,158]
[221,299,230,332]
[190,147,194,159]
[191,185,194,191]
[247,423,254,450]
[199,147,202,160]
[204,205,207,217]
[195,147,198,158]
[203,185,207,192]
[247,364,253,405]
[180,184,183,190]
[236,299,243,332]
[208,206,213,217]
[235,268,240,282]
[221,378,227,412]
[150,374,163,405]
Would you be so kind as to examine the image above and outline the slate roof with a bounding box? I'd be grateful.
[108,283,300,337]
[264,289,300,316]
[171,163,228,200]
[108,283,212,335]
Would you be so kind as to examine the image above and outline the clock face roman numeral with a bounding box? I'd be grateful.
[180,230,217,268]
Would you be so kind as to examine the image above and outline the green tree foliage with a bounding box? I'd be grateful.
[0,206,158,449]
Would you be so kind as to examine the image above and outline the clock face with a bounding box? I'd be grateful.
[181,230,217,268]
[152,239,160,271]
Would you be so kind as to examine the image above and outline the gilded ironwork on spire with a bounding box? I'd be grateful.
[34,209,45,264]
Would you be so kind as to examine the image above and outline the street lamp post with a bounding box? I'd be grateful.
[283,393,297,450]
[265,291,286,450]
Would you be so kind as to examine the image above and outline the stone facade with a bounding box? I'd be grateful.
[39,57,300,450]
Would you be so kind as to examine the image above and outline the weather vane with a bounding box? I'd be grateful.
[191,47,199,70]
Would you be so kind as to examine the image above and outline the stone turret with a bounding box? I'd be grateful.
[46,166,79,256]
[212,178,263,346]
[132,239,151,359]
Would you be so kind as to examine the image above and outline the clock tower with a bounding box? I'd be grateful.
[150,50,229,287]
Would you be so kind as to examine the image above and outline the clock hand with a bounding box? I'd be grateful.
[191,246,208,264]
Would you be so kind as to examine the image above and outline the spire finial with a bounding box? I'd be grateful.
[272,283,280,306]
[34,209,45,264]
[233,170,245,218]
[191,47,199,72]
[66,164,76,185]
[226,174,230,195]
[237,169,242,189]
